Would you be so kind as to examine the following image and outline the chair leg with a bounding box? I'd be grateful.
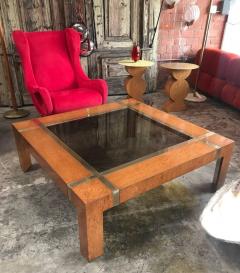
[78,203,104,261]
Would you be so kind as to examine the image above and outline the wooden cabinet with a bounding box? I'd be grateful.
[0,0,161,105]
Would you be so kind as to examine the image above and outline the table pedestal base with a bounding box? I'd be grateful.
[162,99,187,112]
[124,67,147,101]
[162,69,191,113]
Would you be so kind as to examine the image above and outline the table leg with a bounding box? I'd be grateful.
[124,67,147,101]
[162,69,191,112]
[212,153,232,191]
[13,127,32,172]
[78,203,104,261]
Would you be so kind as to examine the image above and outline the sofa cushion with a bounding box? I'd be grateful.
[51,88,103,113]
[233,92,240,109]
[198,48,237,79]
[208,77,226,98]
[225,58,240,87]
[221,84,238,107]
[197,72,212,95]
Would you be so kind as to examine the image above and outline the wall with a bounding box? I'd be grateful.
[157,0,227,61]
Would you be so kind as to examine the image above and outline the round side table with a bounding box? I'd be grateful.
[160,62,199,112]
[119,60,154,101]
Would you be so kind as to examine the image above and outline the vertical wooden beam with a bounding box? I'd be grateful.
[49,0,66,29]
[0,22,18,109]
[0,0,22,105]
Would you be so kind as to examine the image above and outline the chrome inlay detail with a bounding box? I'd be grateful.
[202,139,222,159]
[98,176,120,206]
[67,176,95,201]
[18,126,40,132]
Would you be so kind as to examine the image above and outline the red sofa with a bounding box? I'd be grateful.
[191,48,240,110]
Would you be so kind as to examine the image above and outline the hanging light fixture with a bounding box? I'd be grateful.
[165,0,181,9]
[184,3,200,27]
[72,23,95,57]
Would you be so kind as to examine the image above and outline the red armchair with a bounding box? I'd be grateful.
[13,28,108,115]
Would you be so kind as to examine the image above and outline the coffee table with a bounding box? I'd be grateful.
[12,99,234,261]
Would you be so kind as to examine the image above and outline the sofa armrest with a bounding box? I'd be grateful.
[30,86,53,116]
[80,79,108,103]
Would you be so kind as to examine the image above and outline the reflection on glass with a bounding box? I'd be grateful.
[48,109,190,172]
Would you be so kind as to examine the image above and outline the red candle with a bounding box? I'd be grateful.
[131,43,140,62]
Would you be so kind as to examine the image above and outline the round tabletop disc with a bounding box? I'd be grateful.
[119,60,154,67]
[160,62,199,70]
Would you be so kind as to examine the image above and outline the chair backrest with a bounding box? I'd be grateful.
[13,29,81,92]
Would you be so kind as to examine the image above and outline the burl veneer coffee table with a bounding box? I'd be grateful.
[12,99,234,261]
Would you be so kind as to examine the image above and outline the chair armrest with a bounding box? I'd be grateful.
[80,79,108,103]
[30,86,53,116]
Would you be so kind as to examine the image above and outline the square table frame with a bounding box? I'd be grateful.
[12,99,234,261]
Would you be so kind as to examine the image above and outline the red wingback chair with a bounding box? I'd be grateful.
[12,28,108,115]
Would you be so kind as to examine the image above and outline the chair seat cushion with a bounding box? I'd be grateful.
[50,88,103,113]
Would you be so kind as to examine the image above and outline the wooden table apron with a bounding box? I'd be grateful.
[12,99,234,261]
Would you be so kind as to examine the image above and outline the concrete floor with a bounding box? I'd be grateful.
[0,92,240,273]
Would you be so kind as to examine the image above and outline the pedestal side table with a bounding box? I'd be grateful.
[161,62,199,112]
[119,60,154,101]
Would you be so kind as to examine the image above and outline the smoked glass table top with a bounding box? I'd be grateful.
[47,108,190,173]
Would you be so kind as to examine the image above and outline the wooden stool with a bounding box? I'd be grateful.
[119,60,154,101]
[161,62,199,112]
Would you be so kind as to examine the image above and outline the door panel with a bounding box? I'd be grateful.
[106,0,130,38]
[94,0,139,49]
[103,61,128,78]
[101,54,130,95]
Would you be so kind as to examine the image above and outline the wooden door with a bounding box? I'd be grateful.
[86,0,161,96]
